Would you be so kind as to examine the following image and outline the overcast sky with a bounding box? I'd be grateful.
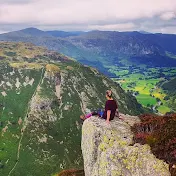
[0,0,176,34]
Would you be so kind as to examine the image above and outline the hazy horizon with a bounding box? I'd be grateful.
[0,0,176,34]
[1,27,176,35]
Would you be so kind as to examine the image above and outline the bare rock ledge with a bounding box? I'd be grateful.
[81,114,170,176]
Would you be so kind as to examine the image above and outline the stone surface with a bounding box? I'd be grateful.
[81,114,171,176]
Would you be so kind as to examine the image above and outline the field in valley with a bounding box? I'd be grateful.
[109,65,176,114]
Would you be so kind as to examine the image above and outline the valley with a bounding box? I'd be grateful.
[1,29,176,115]
[110,65,176,114]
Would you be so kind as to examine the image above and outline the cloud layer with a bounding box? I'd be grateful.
[0,0,176,33]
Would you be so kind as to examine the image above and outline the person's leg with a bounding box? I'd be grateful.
[92,111,99,116]
[98,109,104,117]
[80,109,104,120]
[85,113,93,118]
[80,115,85,120]
[80,113,92,120]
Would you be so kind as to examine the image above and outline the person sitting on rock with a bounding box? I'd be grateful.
[80,90,119,124]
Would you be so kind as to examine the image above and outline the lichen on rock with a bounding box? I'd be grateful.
[81,115,171,176]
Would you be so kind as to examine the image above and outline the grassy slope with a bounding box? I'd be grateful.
[0,63,43,175]
[161,78,176,112]
[0,42,144,176]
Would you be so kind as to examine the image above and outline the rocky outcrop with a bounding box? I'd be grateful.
[81,114,171,176]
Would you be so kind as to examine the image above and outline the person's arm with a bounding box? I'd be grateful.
[115,101,119,117]
[116,108,119,117]
[106,110,111,124]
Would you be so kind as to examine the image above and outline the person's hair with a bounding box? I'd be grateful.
[106,90,112,98]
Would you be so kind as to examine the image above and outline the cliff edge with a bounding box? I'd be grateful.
[81,114,171,176]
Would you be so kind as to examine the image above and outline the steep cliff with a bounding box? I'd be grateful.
[81,115,170,176]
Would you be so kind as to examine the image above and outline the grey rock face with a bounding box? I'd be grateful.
[81,115,170,176]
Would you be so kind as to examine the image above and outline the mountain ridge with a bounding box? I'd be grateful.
[1,28,176,69]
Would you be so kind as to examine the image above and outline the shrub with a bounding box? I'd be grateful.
[132,113,176,175]
[57,169,85,176]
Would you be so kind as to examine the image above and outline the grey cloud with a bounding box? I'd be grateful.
[0,0,33,4]
[0,0,175,34]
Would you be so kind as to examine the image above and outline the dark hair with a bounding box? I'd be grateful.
[106,90,112,98]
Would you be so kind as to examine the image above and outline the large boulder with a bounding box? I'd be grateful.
[81,114,170,176]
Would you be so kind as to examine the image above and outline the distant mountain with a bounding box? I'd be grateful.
[0,42,144,176]
[18,27,50,37]
[46,30,85,38]
[0,28,85,39]
[138,30,152,34]
[67,30,176,67]
[1,28,176,70]
[2,27,51,38]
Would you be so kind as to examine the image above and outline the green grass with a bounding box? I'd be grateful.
[136,94,157,106]
[0,63,43,175]
[157,105,171,114]
[110,65,176,114]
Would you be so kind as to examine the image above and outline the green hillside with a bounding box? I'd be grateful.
[161,78,176,112]
[162,78,176,92]
[0,42,144,176]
